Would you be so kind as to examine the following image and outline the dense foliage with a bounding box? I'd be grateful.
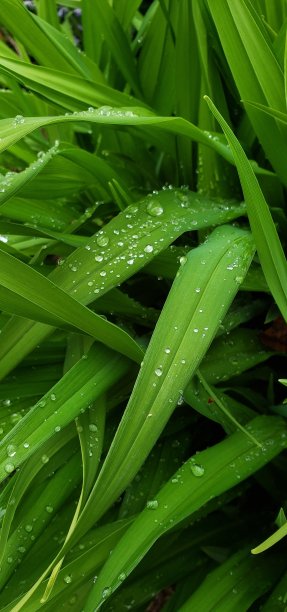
[0,1,287,610]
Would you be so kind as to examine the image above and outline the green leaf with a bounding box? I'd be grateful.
[0,342,130,483]
[85,415,287,608]
[0,0,103,80]
[90,0,142,98]
[251,519,287,554]
[56,225,255,548]
[0,247,143,363]
[0,57,144,113]
[205,96,287,321]
[206,0,287,185]
[179,547,284,612]
[0,188,245,380]
[0,142,59,208]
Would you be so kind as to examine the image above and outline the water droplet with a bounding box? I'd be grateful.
[4,462,15,474]
[147,201,164,217]
[64,575,72,584]
[25,524,33,533]
[144,244,154,253]
[146,500,159,509]
[154,367,163,377]
[235,276,243,284]
[193,328,199,333]
[41,454,49,464]
[96,235,109,247]
[102,587,112,599]
[190,461,205,477]
[3,398,11,406]
[179,256,187,266]
[127,259,134,265]
[54,426,61,433]
[23,442,29,449]
[45,505,53,513]
[89,423,98,432]
[38,399,46,408]
[50,393,56,401]
[164,347,171,354]
[95,255,103,262]
[118,572,126,582]
[100,270,106,277]
[128,205,138,214]
[7,444,17,457]
[13,114,25,126]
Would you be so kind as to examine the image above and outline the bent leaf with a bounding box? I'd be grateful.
[205,96,287,321]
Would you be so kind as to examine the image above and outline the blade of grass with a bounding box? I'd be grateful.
[0,188,246,380]
[50,225,255,554]
[0,342,130,483]
[0,142,59,208]
[0,105,270,176]
[85,415,287,609]
[205,96,287,320]
[0,247,143,363]
[178,547,284,612]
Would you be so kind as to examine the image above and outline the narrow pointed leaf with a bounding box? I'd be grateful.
[0,247,143,363]
[55,225,255,551]
[0,142,59,207]
[205,96,287,320]
[251,520,287,554]
[86,415,287,608]
[0,343,130,483]
[0,188,245,380]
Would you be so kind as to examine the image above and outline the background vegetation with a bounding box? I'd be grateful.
[0,0,287,610]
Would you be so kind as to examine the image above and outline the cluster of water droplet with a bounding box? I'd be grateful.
[64,106,138,120]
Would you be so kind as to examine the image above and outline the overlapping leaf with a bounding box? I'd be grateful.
[86,415,287,608]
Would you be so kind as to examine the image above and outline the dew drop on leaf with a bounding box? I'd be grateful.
[102,587,112,599]
[146,499,159,509]
[4,462,15,474]
[64,575,72,584]
[7,444,17,458]
[190,462,205,477]
[146,201,164,217]
[13,114,25,126]
[154,367,163,377]
[96,235,109,247]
